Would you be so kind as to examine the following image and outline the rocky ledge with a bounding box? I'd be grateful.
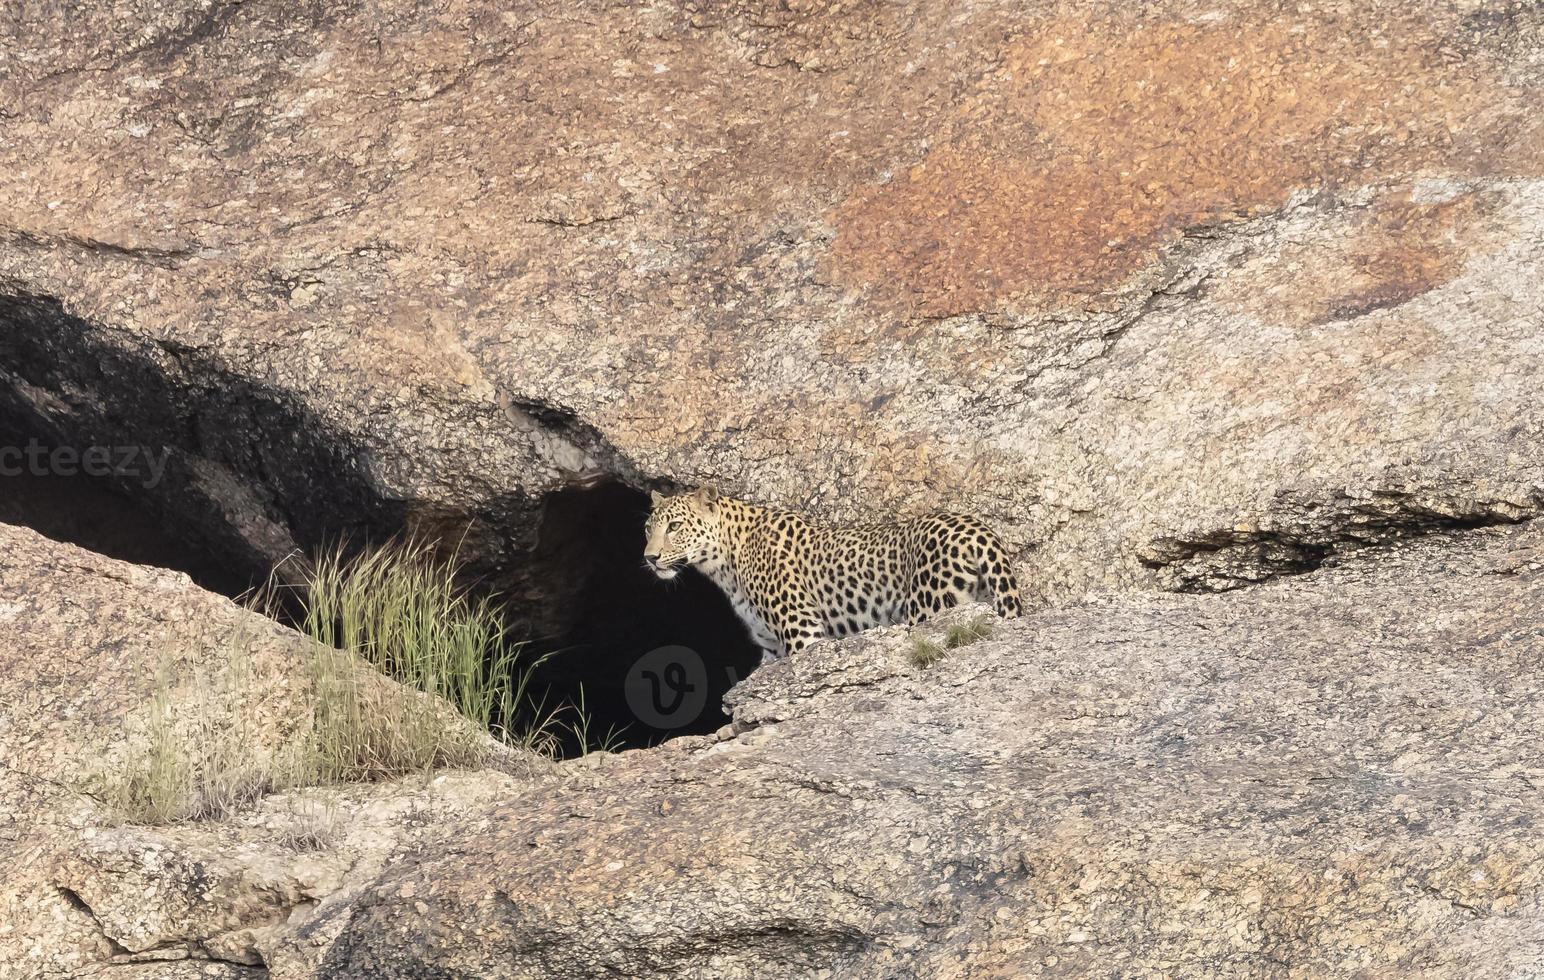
[4,0,1544,975]
[4,516,1541,977]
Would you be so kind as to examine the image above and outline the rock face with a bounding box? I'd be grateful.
[310,522,1544,978]
[0,521,322,977]
[5,0,1544,976]
[5,516,1543,977]
[2,0,1541,611]
[0,521,551,978]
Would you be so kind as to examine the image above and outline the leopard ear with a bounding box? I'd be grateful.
[649,490,665,506]
[694,485,720,506]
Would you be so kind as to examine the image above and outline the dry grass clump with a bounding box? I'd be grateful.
[908,636,946,668]
[295,539,559,780]
[95,639,286,824]
[95,539,567,824]
[908,614,995,669]
[272,798,342,852]
[943,615,994,650]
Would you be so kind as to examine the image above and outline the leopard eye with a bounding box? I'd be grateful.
[667,520,682,534]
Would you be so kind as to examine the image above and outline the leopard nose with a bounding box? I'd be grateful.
[643,553,660,567]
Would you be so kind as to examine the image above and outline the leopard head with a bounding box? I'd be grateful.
[642,487,723,580]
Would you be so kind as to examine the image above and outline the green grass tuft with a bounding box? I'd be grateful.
[95,538,576,824]
[294,538,561,780]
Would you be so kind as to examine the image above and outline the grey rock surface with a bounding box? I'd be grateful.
[3,0,1544,976]
[4,518,1542,977]
[0,522,550,979]
[307,521,1544,978]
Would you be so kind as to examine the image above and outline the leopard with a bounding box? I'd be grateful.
[642,487,1022,663]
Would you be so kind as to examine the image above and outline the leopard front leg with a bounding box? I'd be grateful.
[728,598,788,665]
[770,608,826,658]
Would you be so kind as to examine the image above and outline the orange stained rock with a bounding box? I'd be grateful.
[829,7,1541,317]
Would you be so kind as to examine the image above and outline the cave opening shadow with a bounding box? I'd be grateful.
[523,481,762,754]
[0,412,261,599]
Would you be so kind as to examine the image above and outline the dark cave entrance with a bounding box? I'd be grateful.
[0,411,263,600]
[521,480,763,753]
[0,291,758,758]
[0,404,760,753]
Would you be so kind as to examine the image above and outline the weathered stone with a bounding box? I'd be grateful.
[7,517,1542,976]
[294,522,1544,978]
[4,0,1544,975]
[0,523,551,978]
[1,0,1540,612]
[0,522,313,979]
